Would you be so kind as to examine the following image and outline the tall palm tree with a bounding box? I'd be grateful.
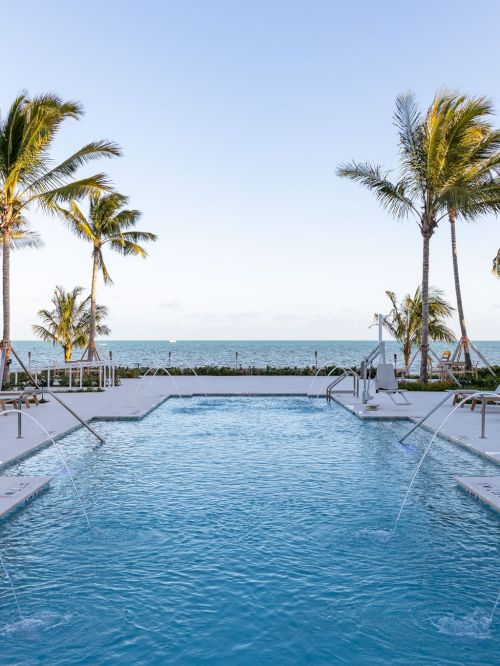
[0,217,43,251]
[56,193,157,360]
[338,91,500,382]
[0,92,120,383]
[381,288,455,369]
[433,95,500,370]
[492,250,500,276]
[33,286,110,362]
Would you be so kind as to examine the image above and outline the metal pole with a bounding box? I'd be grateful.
[9,346,105,444]
[468,339,496,377]
[399,391,456,443]
[481,397,487,438]
[428,348,461,386]
[378,314,386,364]
[17,397,22,439]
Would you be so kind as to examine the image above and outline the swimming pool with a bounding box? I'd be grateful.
[1,397,500,665]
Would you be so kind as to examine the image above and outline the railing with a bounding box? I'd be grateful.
[14,389,105,444]
[399,389,500,444]
[8,360,116,391]
[326,369,360,401]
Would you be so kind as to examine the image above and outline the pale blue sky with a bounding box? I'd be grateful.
[3,0,500,339]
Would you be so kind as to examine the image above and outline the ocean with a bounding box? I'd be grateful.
[8,339,500,370]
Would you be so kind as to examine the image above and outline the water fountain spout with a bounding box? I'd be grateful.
[393,391,499,534]
[307,363,340,398]
[0,549,23,619]
[3,409,91,528]
[133,366,183,400]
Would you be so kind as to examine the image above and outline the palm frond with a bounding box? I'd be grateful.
[337,162,417,219]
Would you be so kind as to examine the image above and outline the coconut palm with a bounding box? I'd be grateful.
[56,192,157,360]
[0,92,120,382]
[32,286,110,362]
[435,96,500,370]
[492,250,500,276]
[0,217,43,251]
[381,288,456,369]
[338,91,500,381]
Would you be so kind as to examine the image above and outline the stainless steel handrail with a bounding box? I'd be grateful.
[8,346,105,444]
[399,389,499,443]
[14,389,105,444]
[326,369,360,401]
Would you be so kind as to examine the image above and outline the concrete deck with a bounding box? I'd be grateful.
[2,375,500,517]
[0,476,51,519]
[456,477,500,513]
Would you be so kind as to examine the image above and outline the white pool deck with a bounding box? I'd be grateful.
[1,375,500,518]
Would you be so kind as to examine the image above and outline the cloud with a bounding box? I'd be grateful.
[158,300,183,311]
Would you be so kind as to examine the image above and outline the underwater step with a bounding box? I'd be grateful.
[0,476,51,519]
[456,476,500,513]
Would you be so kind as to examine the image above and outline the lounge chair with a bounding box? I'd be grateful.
[470,385,500,411]
[0,391,39,416]
[375,363,411,405]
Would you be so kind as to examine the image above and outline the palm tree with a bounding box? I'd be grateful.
[32,286,110,362]
[0,92,120,383]
[56,192,157,360]
[492,250,500,276]
[338,91,500,382]
[381,288,455,370]
[434,95,500,370]
[0,217,43,251]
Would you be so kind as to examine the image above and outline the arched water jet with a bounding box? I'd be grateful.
[393,391,499,534]
[133,366,183,400]
[180,363,207,398]
[3,409,91,528]
[490,589,500,623]
[0,549,23,619]
[306,363,340,397]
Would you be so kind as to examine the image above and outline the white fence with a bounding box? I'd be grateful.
[9,360,116,390]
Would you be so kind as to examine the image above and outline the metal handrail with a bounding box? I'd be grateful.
[399,389,500,444]
[6,346,105,444]
[326,369,360,401]
[14,389,105,444]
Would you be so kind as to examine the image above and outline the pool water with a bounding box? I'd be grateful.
[1,397,500,665]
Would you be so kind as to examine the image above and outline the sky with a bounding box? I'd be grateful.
[2,0,500,340]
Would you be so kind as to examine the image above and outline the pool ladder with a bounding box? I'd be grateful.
[326,369,360,402]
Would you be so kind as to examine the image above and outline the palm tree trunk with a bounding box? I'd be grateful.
[64,345,72,363]
[88,249,99,362]
[404,342,411,370]
[419,232,431,382]
[449,210,472,370]
[2,227,11,385]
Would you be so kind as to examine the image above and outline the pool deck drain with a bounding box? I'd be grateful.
[456,477,500,513]
[0,476,51,519]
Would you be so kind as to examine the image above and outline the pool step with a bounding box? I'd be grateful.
[0,476,52,519]
[456,476,500,513]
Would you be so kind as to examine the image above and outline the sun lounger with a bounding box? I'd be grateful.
[0,392,39,416]
[470,385,500,411]
[375,363,411,405]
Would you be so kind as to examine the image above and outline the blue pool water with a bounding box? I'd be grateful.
[1,397,500,665]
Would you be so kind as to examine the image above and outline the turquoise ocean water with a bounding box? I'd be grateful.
[9,339,500,370]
